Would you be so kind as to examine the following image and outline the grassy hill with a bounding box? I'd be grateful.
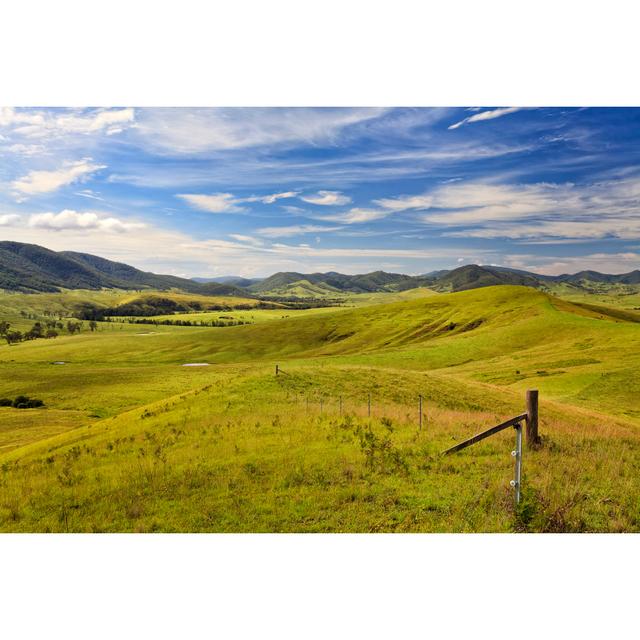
[432,265,543,292]
[1,285,639,532]
[0,241,243,295]
[0,289,268,328]
[248,270,433,295]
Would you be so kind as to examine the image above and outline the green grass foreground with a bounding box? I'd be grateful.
[1,285,639,532]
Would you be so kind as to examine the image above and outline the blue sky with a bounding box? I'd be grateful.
[1,107,639,277]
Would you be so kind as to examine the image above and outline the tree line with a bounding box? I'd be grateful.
[0,319,98,345]
[117,317,253,328]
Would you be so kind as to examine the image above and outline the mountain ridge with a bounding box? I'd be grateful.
[1,241,638,295]
[0,241,245,295]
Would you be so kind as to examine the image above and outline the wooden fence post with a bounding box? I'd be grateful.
[368,393,371,418]
[275,364,279,376]
[419,394,423,431]
[526,389,539,448]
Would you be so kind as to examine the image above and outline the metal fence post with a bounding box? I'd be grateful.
[510,422,523,505]
[339,396,343,415]
[368,393,371,418]
[419,394,423,431]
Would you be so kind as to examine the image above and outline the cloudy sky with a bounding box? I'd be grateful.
[1,107,639,277]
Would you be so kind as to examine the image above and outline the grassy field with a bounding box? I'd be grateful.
[145,305,349,325]
[0,288,268,332]
[1,284,639,532]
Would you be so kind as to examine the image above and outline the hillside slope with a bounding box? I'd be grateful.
[0,242,240,295]
[2,285,640,532]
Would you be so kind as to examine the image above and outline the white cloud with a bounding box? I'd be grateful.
[281,205,307,214]
[134,108,387,154]
[0,107,134,139]
[177,193,245,213]
[228,234,263,246]
[445,218,640,241]
[320,207,392,224]
[0,107,44,129]
[375,178,640,241]
[3,143,46,156]
[246,191,299,204]
[448,107,523,130]
[504,252,640,276]
[300,190,352,206]
[53,109,135,135]
[256,224,343,238]
[28,210,144,233]
[0,214,20,226]
[74,189,105,201]
[11,159,105,196]
[375,194,434,211]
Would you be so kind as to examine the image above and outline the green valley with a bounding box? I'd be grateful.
[1,282,639,532]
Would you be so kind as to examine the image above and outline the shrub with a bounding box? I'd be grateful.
[7,395,45,409]
[12,395,29,407]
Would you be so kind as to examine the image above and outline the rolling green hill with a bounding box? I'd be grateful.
[248,270,434,295]
[432,265,542,292]
[1,284,640,532]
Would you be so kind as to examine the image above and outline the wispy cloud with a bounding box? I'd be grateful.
[256,224,343,238]
[319,207,393,224]
[503,252,640,276]
[177,193,245,213]
[11,159,106,196]
[445,217,640,241]
[245,191,299,204]
[299,190,352,206]
[448,107,523,130]
[134,108,388,154]
[74,189,105,202]
[228,233,263,246]
[0,107,134,139]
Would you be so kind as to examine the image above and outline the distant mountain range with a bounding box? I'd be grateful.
[1,241,638,296]
[199,264,640,295]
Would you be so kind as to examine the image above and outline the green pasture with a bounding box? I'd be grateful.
[1,284,639,531]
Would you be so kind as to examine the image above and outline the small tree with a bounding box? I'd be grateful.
[89,320,98,332]
[45,328,59,339]
[0,320,10,336]
[5,330,22,345]
[29,322,44,339]
[66,321,82,335]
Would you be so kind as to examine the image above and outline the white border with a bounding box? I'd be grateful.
[1,0,639,106]
[1,1,639,637]
[1,534,638,639]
